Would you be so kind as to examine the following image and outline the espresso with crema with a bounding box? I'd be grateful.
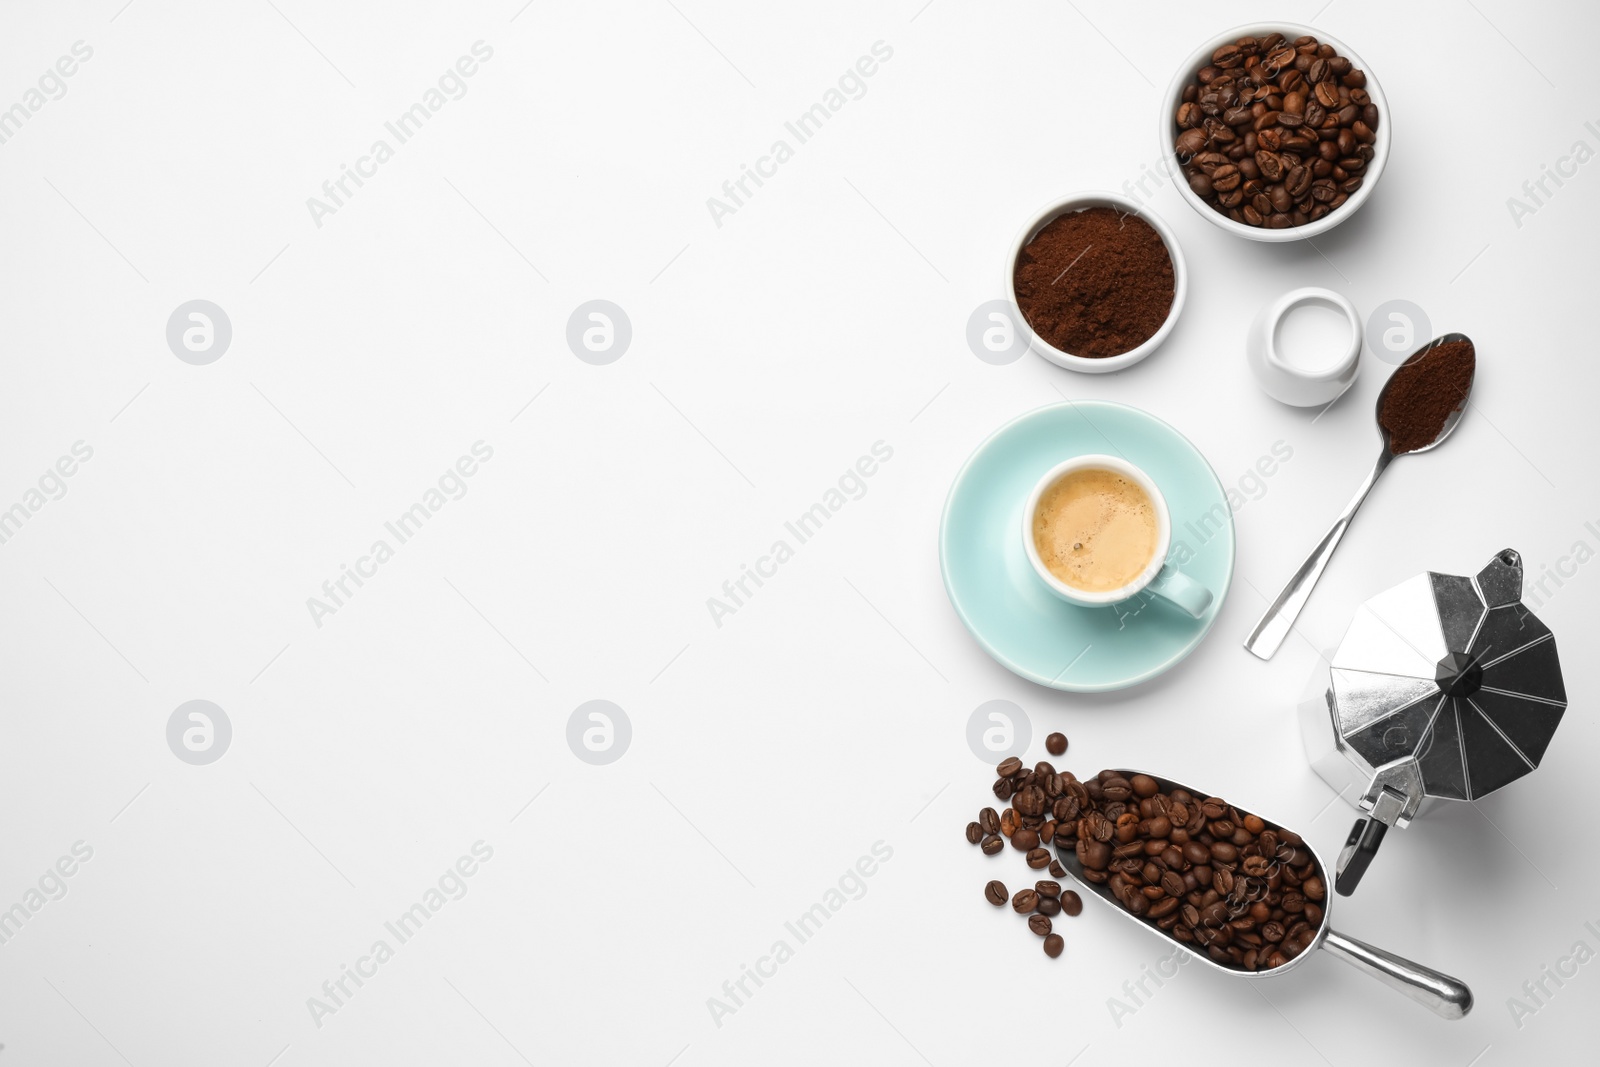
[1032,468,1158,592]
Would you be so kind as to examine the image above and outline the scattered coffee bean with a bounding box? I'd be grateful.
[1035,880,1061,898]
[1043,933,1064,958]
[1175,32,1378,228]
[1029,914,1053,936]
[1036,894,1062,917]
[1061,891,1084,917]
[1012,828,1039,852]
[965,821,983,845]
[981,835,1004,856]
[1046,732,1068,756]
[979,807,1000,835]
[997,757,1024,778]
[985,880,1009,906]
[1012,889,1039,914]
[1027,847,1052,869]
[1048,860,1067,879]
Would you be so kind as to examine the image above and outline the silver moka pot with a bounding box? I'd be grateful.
[1299,549,1567,895]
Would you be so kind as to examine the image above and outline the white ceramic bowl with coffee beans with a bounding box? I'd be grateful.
[1159,24,1390,242]
[1005,191,1188,373]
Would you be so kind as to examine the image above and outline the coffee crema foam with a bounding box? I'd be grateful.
[1032,468,1157,592]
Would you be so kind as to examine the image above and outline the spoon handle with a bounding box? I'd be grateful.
[1244,448,1393,659]
[1321,929,1474,1019]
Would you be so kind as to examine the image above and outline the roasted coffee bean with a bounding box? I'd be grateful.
[1045,732,1068,756]
[1012,889,1039,914]
[1210,165,1242,193]
[1036,893,1062,917]
[1043,933,1065,958]
[1048,859,1068,879]
[981,835,1004,856]
[1011,828,1040,852]
[985,880,1008,906]
[997,757,1023,778]
[1079,839,1111,870]
[1148,896,1181,920]
[1026,847,1052,869]
[1029,913,1053,936]
[1176,127,1208,159]
[1212,43,1242,67]
[978,807,1000,835]
[999,808,1018,837]
[992,778,1014,801]
[1266,47,1296,71]
[1175,33,1376,228]
[1014,786,1047,817]
[1035,880,1062,898]
[966,821,983,845]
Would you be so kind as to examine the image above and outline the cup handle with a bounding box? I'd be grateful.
[1144,565,1212,618]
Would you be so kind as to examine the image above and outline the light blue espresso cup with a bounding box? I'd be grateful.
[1021,454,1212,618]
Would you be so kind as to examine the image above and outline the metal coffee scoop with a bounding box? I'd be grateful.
[1052,769,1473,1019]
[1245,333,1476,660]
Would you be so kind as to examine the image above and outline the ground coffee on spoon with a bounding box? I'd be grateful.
[1378,339,1475,453]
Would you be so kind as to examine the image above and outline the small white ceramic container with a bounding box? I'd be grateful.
[1159,23,1391,242]
[1005,192,1187,373]
[1246,286,1361,406]
[1021,454,1212,617]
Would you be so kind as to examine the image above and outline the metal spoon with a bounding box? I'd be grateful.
[1055,769,1474,1018]
[1245,333,1475,659]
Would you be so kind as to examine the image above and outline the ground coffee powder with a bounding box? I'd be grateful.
[1013,207,1174,358]
[1378,339,1475,453]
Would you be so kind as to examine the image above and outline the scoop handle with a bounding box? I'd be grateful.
[1244,447,1392,659]
[1321,929,1474,1019]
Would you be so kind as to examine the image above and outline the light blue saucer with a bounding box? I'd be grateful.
[939,401,1235,692]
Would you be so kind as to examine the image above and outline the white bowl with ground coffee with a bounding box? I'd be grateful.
[1006,192,1187,373]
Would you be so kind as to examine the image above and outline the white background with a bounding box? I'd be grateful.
[2,1,1596,1064]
